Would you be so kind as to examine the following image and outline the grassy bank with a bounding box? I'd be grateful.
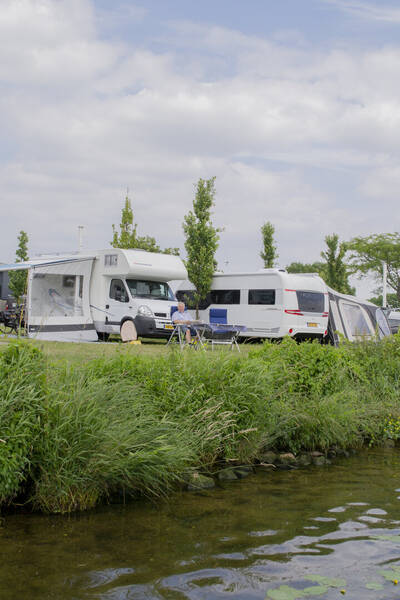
[1,337,400,514]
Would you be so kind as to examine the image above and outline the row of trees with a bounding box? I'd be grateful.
[260,225,354,294]
[112,181,400,312]
[8,180,400,313]
[260,221,400,306]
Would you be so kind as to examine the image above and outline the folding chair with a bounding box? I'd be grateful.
[203,309,243,351]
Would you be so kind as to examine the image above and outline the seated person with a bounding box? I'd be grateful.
[171,302,196,343]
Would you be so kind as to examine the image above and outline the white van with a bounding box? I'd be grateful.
[177,270,329,341]
[0,248,187,342]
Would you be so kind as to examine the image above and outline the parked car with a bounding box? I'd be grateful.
[386,310,400,335]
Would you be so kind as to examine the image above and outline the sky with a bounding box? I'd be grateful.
[2,0,400,297]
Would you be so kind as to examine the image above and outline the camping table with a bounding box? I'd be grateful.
[166,321,207,349]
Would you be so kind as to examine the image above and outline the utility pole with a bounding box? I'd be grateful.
[78,226,84,253]
[382,261,387,308]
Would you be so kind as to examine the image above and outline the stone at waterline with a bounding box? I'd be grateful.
[383,439,395,448]
[218,468,239,482]
[257,463,276,471]
[259,451,277,464]
[297,454,312,467]
[187,473,215,491]
[277,453,297,465]
[234,466,253,479]
[312,456,327,466]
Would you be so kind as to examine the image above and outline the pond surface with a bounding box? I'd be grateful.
[2,449,400,600]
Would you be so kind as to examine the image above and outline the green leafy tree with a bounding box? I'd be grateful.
[348,233,400,302]
[286,261,326,277]
[183,177,221,317]
[321,233,354,294]
[9,231,29,303]
[260,222,278,268]
[112,195,179,255]
[369,293,400,309]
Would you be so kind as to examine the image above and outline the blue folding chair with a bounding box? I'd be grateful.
[204,309,243,351]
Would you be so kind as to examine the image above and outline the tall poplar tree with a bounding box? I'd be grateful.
[112,194,179,255]
[321,233,354,294]
[183,177,221,317]
[260,222,278,268]
[9,230,29,303]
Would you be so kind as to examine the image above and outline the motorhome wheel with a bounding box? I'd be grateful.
[120,320,138,342]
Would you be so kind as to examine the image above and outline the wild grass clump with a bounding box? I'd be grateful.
[0,341,46,504]
[32,374,196,513]
[88,351,271,463]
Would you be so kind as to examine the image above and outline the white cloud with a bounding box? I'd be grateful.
[321,0,400,23]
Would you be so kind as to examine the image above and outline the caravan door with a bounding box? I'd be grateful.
[338,299,375,341]
[28,258,97,342]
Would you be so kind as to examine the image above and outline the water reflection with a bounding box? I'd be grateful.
[1,449,400,599]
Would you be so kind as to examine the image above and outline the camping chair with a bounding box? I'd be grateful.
[166,305,189,349]
[166,306,203,350]
[202,309,243,352]
[0,307,24,335]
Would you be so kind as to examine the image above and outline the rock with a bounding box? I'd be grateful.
[276,463,296,470]
[310,451,324,457]
[297,454,312,467]
[335,448,350,458]
[218,468,239,482]
[312,456,326,466]
[257,462,276,471]
[277,453,297,465]
[187,473,215,491]
[234,466,253,479]
[259,451,277,464]
[383,439,395,448]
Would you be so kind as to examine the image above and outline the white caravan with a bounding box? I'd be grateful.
[0,249,187,342]
[177,270,329,340]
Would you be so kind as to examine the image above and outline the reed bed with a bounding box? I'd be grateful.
[1,336,400,513]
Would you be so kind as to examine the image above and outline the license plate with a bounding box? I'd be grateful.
[307,322,318,327]
[164,324,174,330]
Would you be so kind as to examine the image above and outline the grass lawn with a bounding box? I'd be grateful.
[0,333,257,365]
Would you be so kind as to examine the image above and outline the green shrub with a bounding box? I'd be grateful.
[0,342,46,503]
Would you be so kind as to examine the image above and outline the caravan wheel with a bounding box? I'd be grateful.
[120,319,138,342]
[98,332,110,342]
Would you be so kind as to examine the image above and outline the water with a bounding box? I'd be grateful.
[1,449,400,600]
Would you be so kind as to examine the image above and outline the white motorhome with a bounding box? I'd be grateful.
[177,270,329,340]
[0,249,187,342]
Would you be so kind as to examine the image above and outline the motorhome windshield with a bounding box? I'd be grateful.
[296,291,325,313]
[126,279,174,301]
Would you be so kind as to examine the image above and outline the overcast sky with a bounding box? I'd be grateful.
[2,0,400,297]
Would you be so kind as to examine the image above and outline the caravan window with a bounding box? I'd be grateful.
[210,289,240,304]
[126,279,174,301]
[341,302,371,337]
[296,291,324,313]
[31,273,84,317]
[176,290,211,310]
[110,279,129,303]
[248,289,275,305]
[104,254,118,267]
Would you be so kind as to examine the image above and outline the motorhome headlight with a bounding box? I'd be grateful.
[138,305,154,318]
